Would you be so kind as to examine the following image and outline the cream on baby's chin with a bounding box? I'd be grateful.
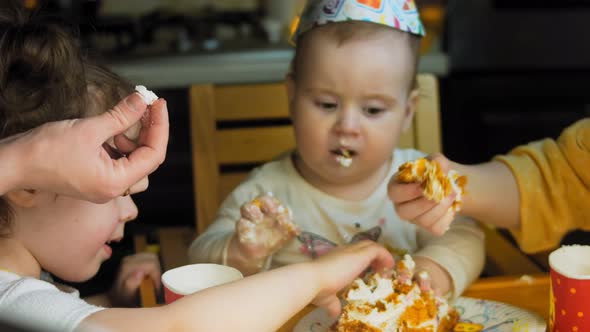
[337,155,353,168]
[337,144,353,168]
[135,85,158,105]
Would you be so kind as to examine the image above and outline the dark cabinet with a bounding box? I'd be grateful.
[443,0,590,163]
[442,73,590,163]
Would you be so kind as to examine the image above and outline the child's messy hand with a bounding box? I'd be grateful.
[387,153,458,236]
[109,252,161,307]
[310,241,395,318]
[234,194,300,260]
[411,256,452,297]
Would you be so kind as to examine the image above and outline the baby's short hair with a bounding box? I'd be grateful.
[290,20,421,90]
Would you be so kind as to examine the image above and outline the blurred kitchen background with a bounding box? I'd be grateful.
[24,0,590,294]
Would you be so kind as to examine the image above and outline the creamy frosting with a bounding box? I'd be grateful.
[135,85,158,105]
[336,255,459,331]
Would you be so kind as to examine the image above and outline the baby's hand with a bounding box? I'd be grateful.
[234,194,300,260]
[411,256,452,297]
[387,154,459,236]
[109,252,161,307]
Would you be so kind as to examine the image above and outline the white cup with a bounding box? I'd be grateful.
[162,264,243,304]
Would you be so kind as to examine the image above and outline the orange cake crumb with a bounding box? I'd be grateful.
[334,255,459,332]
[397,158,467,212]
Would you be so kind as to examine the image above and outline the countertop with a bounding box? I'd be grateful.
[107,46,448,89]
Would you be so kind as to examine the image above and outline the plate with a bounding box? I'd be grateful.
[293,297,546,332]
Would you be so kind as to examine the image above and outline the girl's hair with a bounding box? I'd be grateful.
[290,20,422,91]
[0,2,133,235]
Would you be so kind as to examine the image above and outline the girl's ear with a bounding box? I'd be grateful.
[4,189,38,208]
[402,89,420,132]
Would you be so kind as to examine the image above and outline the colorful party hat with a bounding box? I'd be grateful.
[292,0,425,44]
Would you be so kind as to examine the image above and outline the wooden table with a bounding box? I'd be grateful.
[278,273,550,332]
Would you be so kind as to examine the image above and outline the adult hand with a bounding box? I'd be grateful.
[9,92,168,203]
[387,153,457,235]
[310,241,395,318]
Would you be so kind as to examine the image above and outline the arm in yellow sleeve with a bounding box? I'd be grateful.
[494,118,590,253]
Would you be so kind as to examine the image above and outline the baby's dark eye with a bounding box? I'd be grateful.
[316,101,337,110]
[364,107,385,116]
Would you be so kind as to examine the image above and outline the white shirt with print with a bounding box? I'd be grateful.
[189,148,485,297]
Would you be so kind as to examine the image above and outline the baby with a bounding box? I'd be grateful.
[190,0,484,298]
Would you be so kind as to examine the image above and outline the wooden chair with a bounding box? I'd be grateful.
[189,82,296,235]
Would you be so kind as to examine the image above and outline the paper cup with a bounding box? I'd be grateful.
[549,245,590,332]
[162,264,243,304]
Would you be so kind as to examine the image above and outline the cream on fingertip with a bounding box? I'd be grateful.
[135,85,158,105]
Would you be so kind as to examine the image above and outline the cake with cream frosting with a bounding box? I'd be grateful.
[334,255,459,332]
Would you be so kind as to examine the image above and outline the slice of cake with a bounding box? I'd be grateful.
[334,255,459,332]
[397,158,467,212]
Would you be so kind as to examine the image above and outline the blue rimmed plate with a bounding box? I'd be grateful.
[293,297,546,332]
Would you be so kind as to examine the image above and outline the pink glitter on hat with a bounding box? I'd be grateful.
[292,0,425,44]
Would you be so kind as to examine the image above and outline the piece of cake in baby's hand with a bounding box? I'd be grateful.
[237,193,300,246]
[334,255,459,332]
[397,158,467,212]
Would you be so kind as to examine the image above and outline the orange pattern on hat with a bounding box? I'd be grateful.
[357,0,382,10]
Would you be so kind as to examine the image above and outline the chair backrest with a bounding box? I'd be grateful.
[189,74,442,235]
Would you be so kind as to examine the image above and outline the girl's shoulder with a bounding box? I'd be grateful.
[0,272,102,332]
[0,272,63,300]
[0,271,49,286]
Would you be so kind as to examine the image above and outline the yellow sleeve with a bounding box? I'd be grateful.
[494,118,590,253]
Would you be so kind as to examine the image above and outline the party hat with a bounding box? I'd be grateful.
[292,0,425,44]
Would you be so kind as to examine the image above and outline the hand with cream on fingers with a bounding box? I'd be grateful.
[227,193,300,275]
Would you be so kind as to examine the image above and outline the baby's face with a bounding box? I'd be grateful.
[288,29,418,188]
